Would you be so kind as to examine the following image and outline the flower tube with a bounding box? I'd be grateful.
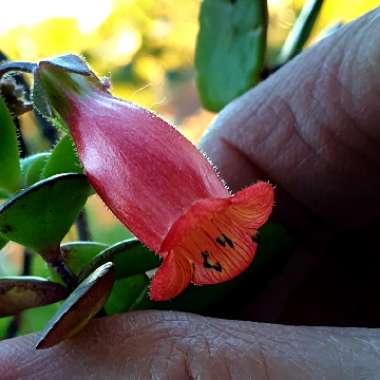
[34,55,274,301]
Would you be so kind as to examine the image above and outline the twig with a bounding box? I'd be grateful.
[21,249,32,276]
[277,0,324,65]
[4,314,21,339]
[51,257,77,289]
[4,249,33,339]
[0,61,36,79]
[76,209,91,241]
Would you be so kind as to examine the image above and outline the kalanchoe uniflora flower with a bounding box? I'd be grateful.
[33,55,274,301]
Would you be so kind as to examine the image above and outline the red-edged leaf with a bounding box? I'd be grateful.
[0,276,68,317]
[36,262,115,349]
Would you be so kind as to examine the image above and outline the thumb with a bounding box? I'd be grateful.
[200,8,380,230]
[0,311,379,379]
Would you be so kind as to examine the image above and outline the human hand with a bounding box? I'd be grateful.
[201,7,380,327]
[1,310,379,379]
[1,8,380,379]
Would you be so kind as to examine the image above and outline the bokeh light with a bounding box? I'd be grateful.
[0,0,378,131]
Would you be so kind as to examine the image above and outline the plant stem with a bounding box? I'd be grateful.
[4,249,33,339]
[42,246,77,289]
[0,61,36,79]
[51,257,77,289]
[76,209,91,241]
[21,249,32,276]
[277,0,324,65]
[5,314,21,339]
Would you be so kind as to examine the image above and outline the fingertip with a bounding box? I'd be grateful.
[200,8,380,229]
[200,135,269,193]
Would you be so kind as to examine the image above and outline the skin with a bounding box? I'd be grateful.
[1,7,380,379]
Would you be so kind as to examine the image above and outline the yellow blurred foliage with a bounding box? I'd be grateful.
[296,0,379,23]
[268,0,379,47]
[0,0,378,128]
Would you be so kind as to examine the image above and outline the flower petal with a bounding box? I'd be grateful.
[227,182,274,230]
[150,251,192,301]
[159,182,274,292]
[178,215,257,285]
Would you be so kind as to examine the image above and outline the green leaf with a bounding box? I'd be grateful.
[277,0,324,64]
[19,303,61,336]
[60,241,108,276]
[36,262,115,349]
[0,188,10,199]
[195,0,267,112]
[0,173,91,255]
[0,236,7,250]
[31,253,51,280]
[39,55,93,76]
[0,276,69,317]
[79,238,160,281]
[0,316,12,340]
[20,153,51,187]
[128,281,151,311]
[48,241,108,285]
[0,95,21,192]
[32,70,54,119]
[42,135,82,179]
[33,55,103,120]
[104,274,149,315]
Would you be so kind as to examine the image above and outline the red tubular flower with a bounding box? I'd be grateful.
[34,55,274,301]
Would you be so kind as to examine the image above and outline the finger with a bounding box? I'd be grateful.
[1,311,379,379]
[200,8,380,230]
